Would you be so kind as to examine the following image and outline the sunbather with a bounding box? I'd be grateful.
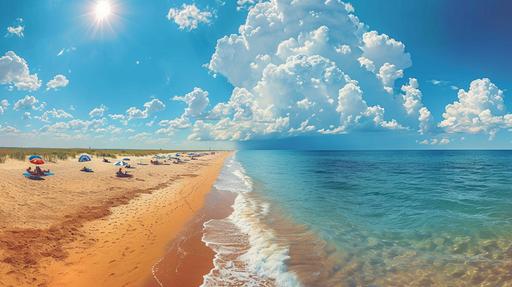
[34,166,45,176]
[116,168,132,178]
[81,167,93,172]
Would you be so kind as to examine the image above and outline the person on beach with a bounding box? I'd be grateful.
[116,167,132,178]
[117,168,128,175]
[35,166,43,176]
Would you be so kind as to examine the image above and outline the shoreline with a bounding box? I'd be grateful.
[0,151,231,287]
[146,187,236,287]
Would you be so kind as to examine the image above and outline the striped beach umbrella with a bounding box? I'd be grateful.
[28,155,42,161]
[29,157,45,165]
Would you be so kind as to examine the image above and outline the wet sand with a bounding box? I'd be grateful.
[0,151,230,287]
[146,187,236,287]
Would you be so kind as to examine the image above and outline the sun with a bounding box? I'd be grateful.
[95,1,112,21]
[86,0,120,37]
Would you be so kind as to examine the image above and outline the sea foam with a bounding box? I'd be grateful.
[200,155,301,287]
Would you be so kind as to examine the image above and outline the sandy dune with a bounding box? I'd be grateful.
[0,152,230,287]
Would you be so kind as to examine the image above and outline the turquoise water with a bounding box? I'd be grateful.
[203,151,512,286]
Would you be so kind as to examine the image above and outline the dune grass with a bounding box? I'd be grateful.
[0,147,183,163]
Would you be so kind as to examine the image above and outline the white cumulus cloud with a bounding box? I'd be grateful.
[167,4,212,31]
[46,74,69,90]
[0,99,8,115]
[158,87,210,135]
[0,51,41,91]
[13,95,44,111]
[6,25,24,38]
[401,78,422,115]
[36,108,73,123]
[173,87,209,118]
[126,98,166,120]
[89,105,107,118]
[439,78,511,139]
[419,138,450,145]
[5,18,24,38]
[0,125,19,133]
[418,107,432,135]
[190,0,409,141]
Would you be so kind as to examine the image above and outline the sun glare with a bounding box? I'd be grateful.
[95,1,112,21]
[87,0,120,37]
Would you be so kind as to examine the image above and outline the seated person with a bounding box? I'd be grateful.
[34,166,44,176]
[116,168,132,177]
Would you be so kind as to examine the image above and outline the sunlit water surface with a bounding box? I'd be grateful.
[202,151,512,286]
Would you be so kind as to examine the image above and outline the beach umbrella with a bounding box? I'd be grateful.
[29,157,45,165]
[113,161,128,166]
[28,155,43,161]
[122,157,131,161]
[78,154,92,162]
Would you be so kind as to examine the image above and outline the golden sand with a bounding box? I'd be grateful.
[0,152,230,287]
[147,186,236,287]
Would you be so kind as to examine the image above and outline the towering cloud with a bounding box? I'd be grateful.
[359,31,411,94]
[190,0,412,141]
[439,78,511,139]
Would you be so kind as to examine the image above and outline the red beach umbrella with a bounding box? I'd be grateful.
[30,158,45,165]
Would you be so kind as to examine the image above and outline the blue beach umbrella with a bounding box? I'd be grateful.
[114,161,128,166]
[122,157,131,161]
[78,154,92,162]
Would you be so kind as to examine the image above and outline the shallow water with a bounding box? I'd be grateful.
[202,151,512,286]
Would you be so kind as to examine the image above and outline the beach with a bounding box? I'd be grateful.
[0,151,230,287]
[3,150,512,287]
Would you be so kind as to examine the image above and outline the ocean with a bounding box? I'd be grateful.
[201,150,512,286]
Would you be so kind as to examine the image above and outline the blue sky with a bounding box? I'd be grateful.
[0,0,511,149]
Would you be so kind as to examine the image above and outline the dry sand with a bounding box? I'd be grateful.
[0,151,230,287]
